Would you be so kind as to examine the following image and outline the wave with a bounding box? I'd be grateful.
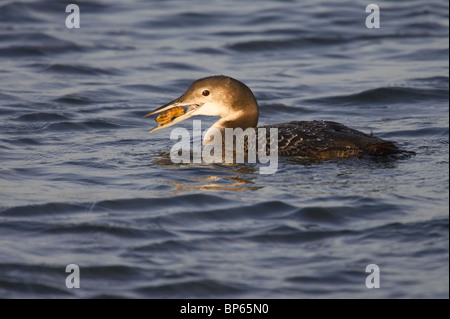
[15,112,71,122]
[42,64,122,76]
[304,85,449,106]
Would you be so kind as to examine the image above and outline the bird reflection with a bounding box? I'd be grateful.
[152,152,261,193]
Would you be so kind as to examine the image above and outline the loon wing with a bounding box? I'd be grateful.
[259,120,399,159]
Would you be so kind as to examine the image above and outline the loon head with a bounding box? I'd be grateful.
[145,75,259,133]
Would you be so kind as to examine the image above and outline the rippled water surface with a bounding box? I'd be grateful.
[0,0,448,298]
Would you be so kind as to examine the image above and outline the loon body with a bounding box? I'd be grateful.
[145,75,400,159]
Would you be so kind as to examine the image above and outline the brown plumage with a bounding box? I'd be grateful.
[259,120,399,159]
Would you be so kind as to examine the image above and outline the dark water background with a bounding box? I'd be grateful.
[0,0,448,298]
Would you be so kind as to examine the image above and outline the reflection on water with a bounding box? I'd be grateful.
[168,174,262,193]
[153,152,262,193]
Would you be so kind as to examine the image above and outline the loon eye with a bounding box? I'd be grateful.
[202,90,210,96]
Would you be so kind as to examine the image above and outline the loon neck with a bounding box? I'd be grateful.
[203,112,259,145]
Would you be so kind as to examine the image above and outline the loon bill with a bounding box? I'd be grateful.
[144,75,402,159]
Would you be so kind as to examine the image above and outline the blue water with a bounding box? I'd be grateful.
[0,0,448,298]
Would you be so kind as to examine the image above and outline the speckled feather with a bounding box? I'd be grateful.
[258,120,399,159]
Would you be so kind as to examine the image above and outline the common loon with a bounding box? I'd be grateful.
[145,75,400,159]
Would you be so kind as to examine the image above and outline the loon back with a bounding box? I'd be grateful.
[259,120,400,159]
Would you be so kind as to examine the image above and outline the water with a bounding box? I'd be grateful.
[0,0,448,298]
